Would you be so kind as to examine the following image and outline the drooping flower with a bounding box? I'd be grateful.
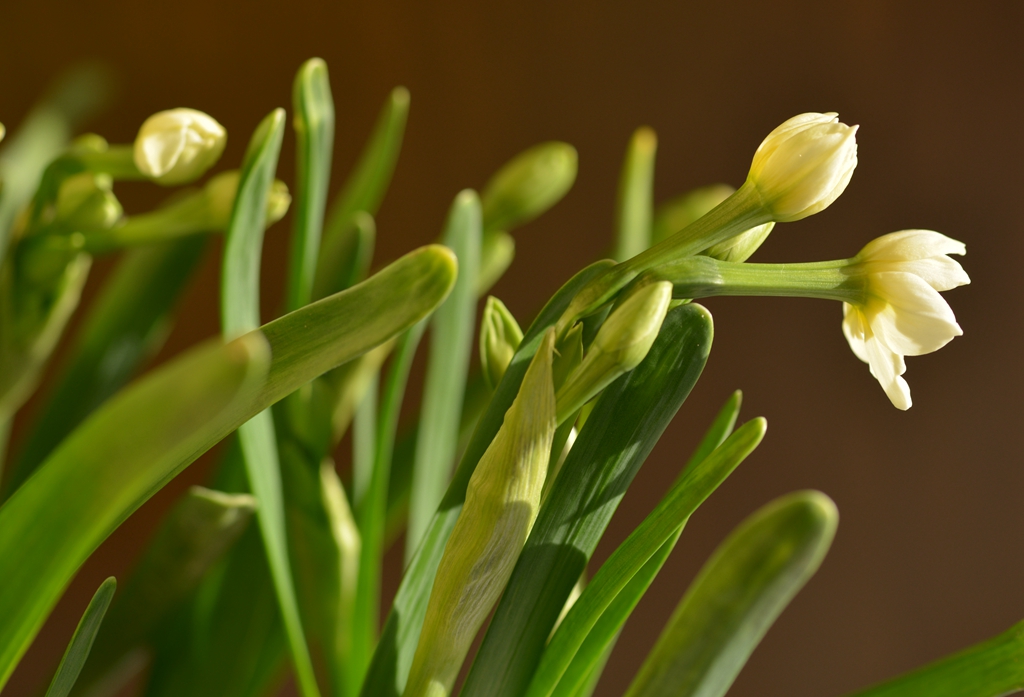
[133,108,226,185]
[746,112,858,222]
[841,230,969,409]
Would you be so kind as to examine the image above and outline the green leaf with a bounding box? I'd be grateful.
[405,190,482,563]
[287,58,335,312]
[0,242,456,691]
[146,522,287,697]
[44,577,116,697]
[315,86,409,300]
[351,319,428,692]
[461,303,715,697]
[622,490,837,697]
[843,621,1024,697]
[612,127,656,262]
[220,107,323,697]
[547,391,743,697]
[358,259,614,697]
[5,236,206,496]
[73,487,255,696]
[525,418,767,697]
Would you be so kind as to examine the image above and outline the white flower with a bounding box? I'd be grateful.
[746,112,858,222]
[841,230,969,410]
[133,108,226,185]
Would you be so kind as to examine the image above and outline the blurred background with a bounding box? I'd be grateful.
[2,1,1022,695]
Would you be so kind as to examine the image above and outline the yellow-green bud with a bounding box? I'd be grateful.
[476,229,515,296]
[481,142,577,232]
[54,172,122,231]
[205,170,291,229]
[479,296,523,390]
[404,329,557,697]
[651,184,733,245]
[702,221,775,263]
[745,112,858,222]
[133,108,227,186]
[555,280,672,423]
[0,123,5,142]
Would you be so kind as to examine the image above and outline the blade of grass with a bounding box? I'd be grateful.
[287,58,334,312]
[525,418,767,697]
[220,107,325,697]
[5,236,207,497]
[358,260,614,697]
[405,190,481,563]
[461,303,715,697]
[622,491,837,697]
[45,577,116,697]
[314,87,409,300]
[0,242,456,690]
[612,127,656,262]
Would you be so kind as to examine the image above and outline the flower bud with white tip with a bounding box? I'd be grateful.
[745,112,858,222]
[133,108,226,185]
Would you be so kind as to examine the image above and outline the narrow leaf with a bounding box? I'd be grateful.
[613,127,657,262]
[0,243,456,690]
[220,107,323,697]
[623,490,837,697]
[358,260,614,697]
[315,87,409,300]
[462,303,715,697]
[44,577,116,697]
[287,58,335,312]
[525,418,767,697]
[405,189,482,563]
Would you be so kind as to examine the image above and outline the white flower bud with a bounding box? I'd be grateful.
[133,108,226,186]
[746,112,858,222]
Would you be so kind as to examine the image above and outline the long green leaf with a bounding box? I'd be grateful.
[405,189,481,563]
[358,260,614,697]
[622,490,837,697]
[843,621,1024,697]
[525,418,767,697]
[0,242,456,690]
[612,127,656,262]
[45,577,116,697]
[461,303,714,697]
[351,319,427,693]
[220,107,325,697]
[5,236,206,496]
[314,87,409,300]
[287,58,335,312]
[548,391,744,697]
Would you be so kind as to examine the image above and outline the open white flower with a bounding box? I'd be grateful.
[746,112,858,222]
[841,230,969,409]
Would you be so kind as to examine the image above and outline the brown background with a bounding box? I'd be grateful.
[2,1,1023,695]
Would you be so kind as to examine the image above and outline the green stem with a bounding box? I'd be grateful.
[845,620,1024,697]
[656,255,865,304]
[77,145,145,180]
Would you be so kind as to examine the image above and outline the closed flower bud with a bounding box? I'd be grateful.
[481,142,577,232]
[404,330,557,697]
[205,170,291,229]
[479,296,524,390]
[555,280,672,423]
[746,112,858,222]
[133,108,227,186]
[55,173,122,231]
[476,229,515,295]
[0,123,5,142]
[702,221,775,263]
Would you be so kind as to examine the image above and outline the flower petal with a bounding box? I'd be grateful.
[863,332,912,410]
[841,303,871,364]
[864,256,970,292]
[858,229,966,262]
[869,272,962,356]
